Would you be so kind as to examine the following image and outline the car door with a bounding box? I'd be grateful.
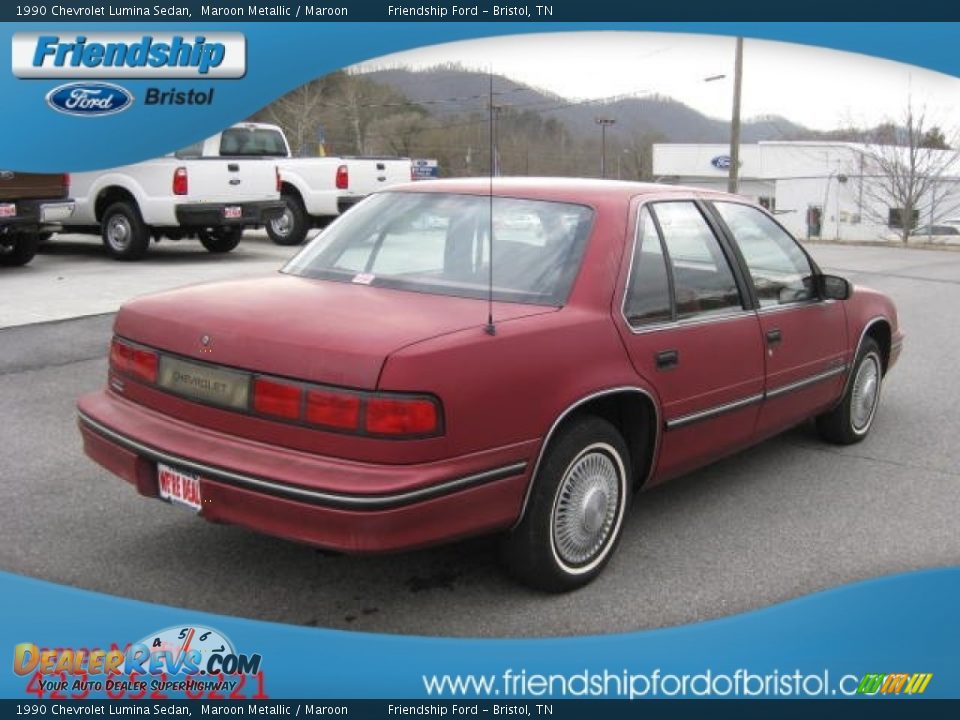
[708,201,848,438]
[616,200,766,483]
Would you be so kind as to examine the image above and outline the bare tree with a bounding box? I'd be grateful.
[260,78,328,157]
[852,100,960,243]
[366,111,431,156]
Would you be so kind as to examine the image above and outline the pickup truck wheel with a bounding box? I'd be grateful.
[816,338,883,445]
[102,202,149,260]
[500,416,631,592]
[266,194,308,246]
[198,228,242,253]
[0,233,40,267]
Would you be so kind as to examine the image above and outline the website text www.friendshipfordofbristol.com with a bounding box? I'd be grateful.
[420,668,933,699]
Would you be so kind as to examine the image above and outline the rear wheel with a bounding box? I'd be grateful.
[816,337,883,444]
[101,202,149,260]
[266,194,308,246]
[198,227,242,253]
[500,416,631,592]
[0,232,40,267]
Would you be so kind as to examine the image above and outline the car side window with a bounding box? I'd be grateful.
[713,202,816,307]
[624,207,672,327]
[650,201,743,319]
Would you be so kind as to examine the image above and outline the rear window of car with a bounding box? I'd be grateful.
[219,128,288,157]
[283,192,595,306]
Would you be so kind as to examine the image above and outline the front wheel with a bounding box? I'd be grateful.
[198,227,242,253]
[816,337,883,444]
[500,416,631,592]
[266,194,309,246]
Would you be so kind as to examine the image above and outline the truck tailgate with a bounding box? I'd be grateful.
[182,159,278,203]
[0,172,68,202]
[343,158,412,196]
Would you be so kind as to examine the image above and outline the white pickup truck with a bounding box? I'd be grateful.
[207,123,413,246]
[65,133,286,260]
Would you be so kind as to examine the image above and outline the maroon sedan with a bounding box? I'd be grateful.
[78,179,903,591]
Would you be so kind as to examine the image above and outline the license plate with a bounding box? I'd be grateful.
[0,203,15,218]
[157,356,250,410]
[158,463,202,512]
[223,206,242,219]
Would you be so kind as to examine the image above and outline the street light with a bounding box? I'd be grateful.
[595,117,616,178]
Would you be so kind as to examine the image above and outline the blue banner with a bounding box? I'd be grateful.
[1,568,957,699]
[3,23,960,170]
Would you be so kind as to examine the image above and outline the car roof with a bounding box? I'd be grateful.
[388,177,741,204]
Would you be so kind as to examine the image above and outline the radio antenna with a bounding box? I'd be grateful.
[485,67,496,336]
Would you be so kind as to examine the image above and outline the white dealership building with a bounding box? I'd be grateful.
[652,141,960,242]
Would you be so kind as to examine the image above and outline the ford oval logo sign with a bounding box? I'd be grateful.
[45,82,134,117]
[711,155,732,170]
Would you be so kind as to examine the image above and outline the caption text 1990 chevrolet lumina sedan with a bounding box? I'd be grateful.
[77,178,903,591]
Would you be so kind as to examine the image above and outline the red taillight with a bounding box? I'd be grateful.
[62,173,70,192]
[110,338,158,384]
[365,397,439,436]
[335,164,348,190]
[172,167,188,196]
[252,378,302,420]
[306,389,361,431]
[275,166,282,192]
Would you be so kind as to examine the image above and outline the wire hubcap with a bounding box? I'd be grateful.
[851,354,881,432]
[552,448,622,568]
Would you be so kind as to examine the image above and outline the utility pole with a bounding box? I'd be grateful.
[596,117,616,178]
[727,37,743,194]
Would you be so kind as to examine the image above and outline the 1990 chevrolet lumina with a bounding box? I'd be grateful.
[78,179,903,591]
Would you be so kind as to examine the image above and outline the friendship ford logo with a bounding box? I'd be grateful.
[711,155,733,170]
[12,32,245,79]
[45,82,134,117]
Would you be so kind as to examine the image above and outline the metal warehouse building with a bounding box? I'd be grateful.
[652,141,960,242]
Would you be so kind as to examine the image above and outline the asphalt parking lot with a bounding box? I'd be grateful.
[1,232,958,637]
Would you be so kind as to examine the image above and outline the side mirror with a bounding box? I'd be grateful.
[818,274,851,301]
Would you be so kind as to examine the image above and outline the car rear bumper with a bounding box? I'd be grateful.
[0,198,74,231]
[77,390,532,553]
[174,200,286,228]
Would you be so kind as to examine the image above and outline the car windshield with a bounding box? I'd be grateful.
[282,192,595,306]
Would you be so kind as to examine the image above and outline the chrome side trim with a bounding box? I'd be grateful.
[665,393,765,429]
[756,298,830,315]
[625,309,756,336]
[663,364,849,430]
[511,387,661,530]
[765,364,849,400]
[78,412,526,510]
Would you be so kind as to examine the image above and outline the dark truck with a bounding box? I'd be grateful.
[0,171,74,267]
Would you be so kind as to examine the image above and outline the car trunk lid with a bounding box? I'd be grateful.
[115,274,554,390]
